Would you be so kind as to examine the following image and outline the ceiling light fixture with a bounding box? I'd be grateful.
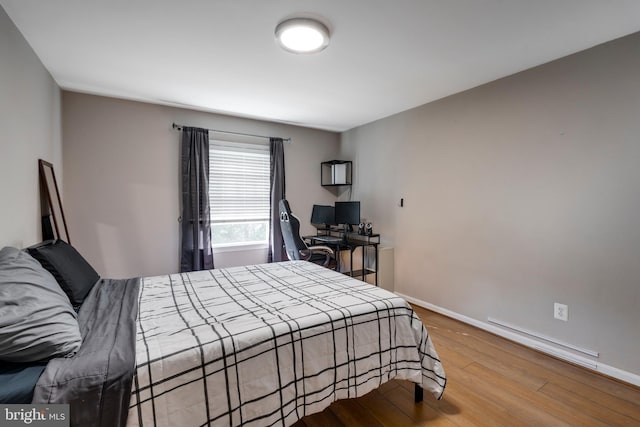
[275,18,330,54]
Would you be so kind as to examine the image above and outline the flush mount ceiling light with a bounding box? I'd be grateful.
[275,18,330,54]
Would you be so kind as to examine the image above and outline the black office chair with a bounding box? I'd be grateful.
[279,199,335,268]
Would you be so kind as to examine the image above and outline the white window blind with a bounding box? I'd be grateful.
[209,140,270,245]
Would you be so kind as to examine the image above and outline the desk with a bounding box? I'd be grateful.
[304,232,380,286]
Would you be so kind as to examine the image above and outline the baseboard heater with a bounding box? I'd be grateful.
[487,317,598,369]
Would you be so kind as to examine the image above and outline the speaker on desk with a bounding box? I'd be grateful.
[365,223,373,236]
[358,222,365,235]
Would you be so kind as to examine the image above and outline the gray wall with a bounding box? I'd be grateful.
[62,92,340,278]
[341,32,640,376]
[0,6,62,249]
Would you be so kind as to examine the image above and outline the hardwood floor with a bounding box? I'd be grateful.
[292,305,640,427]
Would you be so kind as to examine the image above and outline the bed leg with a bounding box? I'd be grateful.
[414,384,423,403]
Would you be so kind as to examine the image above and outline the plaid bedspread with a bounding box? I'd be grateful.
[128,261,445,426]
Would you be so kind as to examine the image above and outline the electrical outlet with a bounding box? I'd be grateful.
[554,303,568,321]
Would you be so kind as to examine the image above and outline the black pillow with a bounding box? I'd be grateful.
[27,240,100,307]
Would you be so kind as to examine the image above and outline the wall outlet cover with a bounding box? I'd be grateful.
[554,302,569,321]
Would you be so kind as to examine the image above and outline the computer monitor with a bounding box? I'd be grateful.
[334,201,360,231]
[310,205,335,228]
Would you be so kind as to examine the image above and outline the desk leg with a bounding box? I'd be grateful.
[350,248,354,277]
[361,246,365,281]
[375,244,379,286]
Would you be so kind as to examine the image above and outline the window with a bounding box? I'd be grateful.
[209,140,270,247]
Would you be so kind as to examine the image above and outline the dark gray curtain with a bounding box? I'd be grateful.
[180,127,214,272]
[268,138,286,262]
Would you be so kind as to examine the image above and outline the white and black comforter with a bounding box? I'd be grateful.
[128,261,446,427]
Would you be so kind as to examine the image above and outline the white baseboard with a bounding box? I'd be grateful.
[396,292,640,388]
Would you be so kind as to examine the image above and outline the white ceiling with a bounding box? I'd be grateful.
[2,1,640,132]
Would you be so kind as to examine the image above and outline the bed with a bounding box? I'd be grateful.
[4,242,445,426]
[127,261,446,426]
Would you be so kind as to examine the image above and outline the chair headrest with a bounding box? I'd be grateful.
[279,199,292,222]
[279,199,291,213]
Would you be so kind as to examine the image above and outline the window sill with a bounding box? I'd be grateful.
[212,242,269,253]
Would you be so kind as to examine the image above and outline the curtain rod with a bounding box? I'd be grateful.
[172,123,291,143]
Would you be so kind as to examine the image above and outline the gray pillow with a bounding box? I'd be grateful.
[0,247,82,362]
